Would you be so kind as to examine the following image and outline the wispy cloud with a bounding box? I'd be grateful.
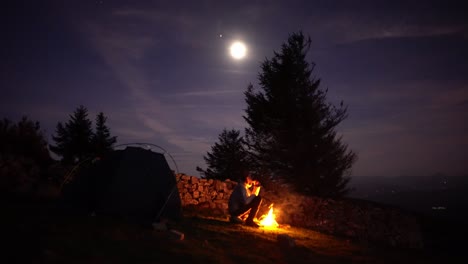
[335,78,468,176]
[112,127,155,141]
[338,22,466,43]
[110,7,213,49]
[302,4,467,44]
[165,89,240,97]
[72,6,253,174]
[457,99,468,108]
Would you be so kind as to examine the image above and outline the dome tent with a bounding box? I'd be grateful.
[61,146,182,222]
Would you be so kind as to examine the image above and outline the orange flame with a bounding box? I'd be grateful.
[258,204,279,228]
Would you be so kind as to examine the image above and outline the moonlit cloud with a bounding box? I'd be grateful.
[69,4,261,175]
[165,89,240,97]
[75,14,214,171]
[314,18,467,44]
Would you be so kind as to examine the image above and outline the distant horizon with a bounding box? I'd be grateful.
[27,124,468,179]
[6,112,467,179]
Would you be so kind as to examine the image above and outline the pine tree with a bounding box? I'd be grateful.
[50,122,72,163]
[91,112,117,157]
[244,32,357,197]
[50,105,93,164]
[197,129,251,181]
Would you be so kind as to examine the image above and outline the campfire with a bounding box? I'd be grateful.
[257,204,279,229]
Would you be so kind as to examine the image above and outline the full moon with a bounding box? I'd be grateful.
[230,41,247,59]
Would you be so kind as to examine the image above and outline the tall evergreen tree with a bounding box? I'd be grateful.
[197,129,251,181]
[50,122,72,163]
[50,105,93,164]
[244,32,357,197]
[91,112,117,157]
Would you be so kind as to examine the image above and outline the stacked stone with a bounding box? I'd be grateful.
[174,173,423,249]
[263,193,423,249]
[175,174,236,215]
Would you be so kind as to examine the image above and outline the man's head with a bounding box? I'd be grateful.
[240,171,252,184]
[241,171,258,188]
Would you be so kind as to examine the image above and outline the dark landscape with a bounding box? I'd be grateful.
[350,174,468,257]
[3,194,466,264]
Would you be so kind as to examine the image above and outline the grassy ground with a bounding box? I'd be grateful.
[2,196,464,264]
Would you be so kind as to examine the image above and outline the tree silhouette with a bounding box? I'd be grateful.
[50,105,93,164]
[50,122,72,163]
[0,117,51,166]
[244,32,357,197]
[0,117,52,193]
[197,129,251,181]
[91,112,117,157]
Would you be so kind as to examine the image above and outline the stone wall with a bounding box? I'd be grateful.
[175,174,423,249]
[262,192,424,249]
[176,174,237,217]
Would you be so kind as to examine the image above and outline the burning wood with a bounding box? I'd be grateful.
[258,204,279,229]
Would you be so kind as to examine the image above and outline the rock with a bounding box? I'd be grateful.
[198,201,210,209]
[169,229,184,240]
[211,191,217,198]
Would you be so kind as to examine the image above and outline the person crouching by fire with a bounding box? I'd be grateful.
[228,171,262,227]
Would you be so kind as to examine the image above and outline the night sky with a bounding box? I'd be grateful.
[2,0,467,178]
